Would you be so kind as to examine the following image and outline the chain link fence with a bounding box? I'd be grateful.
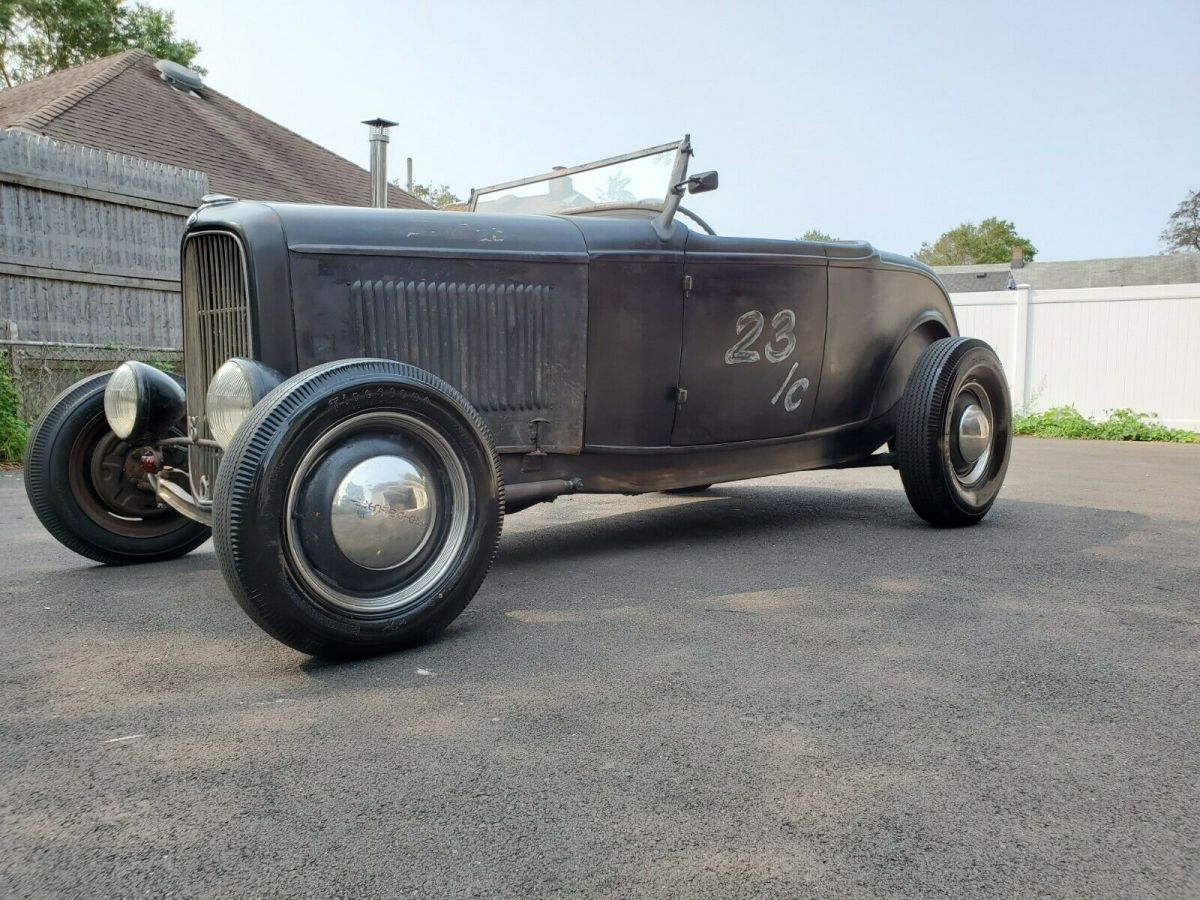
[1,340,182,425]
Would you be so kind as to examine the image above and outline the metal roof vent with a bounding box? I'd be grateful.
[155,59,203,95]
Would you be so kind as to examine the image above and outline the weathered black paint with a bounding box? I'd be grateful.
[184,201,956,493]
[674,232,829,445]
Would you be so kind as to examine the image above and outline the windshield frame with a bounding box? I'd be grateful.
[467,138,687,213]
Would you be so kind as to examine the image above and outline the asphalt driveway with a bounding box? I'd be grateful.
[1,437,1198,898]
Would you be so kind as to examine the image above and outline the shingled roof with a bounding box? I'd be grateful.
[934,264,1015,293]
[0,49,429,209]
[935,255,1200,293]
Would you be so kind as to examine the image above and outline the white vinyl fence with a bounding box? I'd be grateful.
[951,283,1200,430]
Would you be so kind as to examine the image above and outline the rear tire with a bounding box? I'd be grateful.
[213,359,504,658]
[895,338,1011,526]
[23,372,211,564]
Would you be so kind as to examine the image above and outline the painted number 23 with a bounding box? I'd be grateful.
[723,308,810,413]
[724,309,797,365]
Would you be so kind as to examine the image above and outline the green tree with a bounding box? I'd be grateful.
[0,1,202,88]
[404,181,463,209]
[1160,189,1200,253]
[800,229,835,242]
[914,217,1037,266]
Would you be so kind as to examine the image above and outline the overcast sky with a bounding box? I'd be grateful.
[157,0,1198,261]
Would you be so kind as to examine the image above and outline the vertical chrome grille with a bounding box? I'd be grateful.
[181,231,251,503]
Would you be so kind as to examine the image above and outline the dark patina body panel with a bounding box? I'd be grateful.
[185,200,957,492]
[191,204,590,454]
[674,232,829,445]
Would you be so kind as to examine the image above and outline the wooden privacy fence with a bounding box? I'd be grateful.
[0,129,206,349]
[951,283,1200,430]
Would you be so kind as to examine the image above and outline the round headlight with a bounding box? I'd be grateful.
[103,361,185,443]
[104,363,140,439]
[206,358,284,448]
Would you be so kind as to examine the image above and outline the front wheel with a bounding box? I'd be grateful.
[213,360,504,658]
[23,372,211,564]
[895,337,1012,526]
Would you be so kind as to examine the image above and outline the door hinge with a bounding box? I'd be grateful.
[673,386,688,405]
[682,274,693,298]
[522,417,550,472]
[527,417,549,454]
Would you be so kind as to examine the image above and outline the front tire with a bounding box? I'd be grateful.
[213,360,504,658]
[895,337,1012,526]
[23,372,211,564]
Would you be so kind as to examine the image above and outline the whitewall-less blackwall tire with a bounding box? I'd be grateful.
[895,337,1012,527]
[212,359,504,658]
[23,372,211,564]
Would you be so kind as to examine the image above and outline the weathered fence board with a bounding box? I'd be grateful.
[0,130,206,348]
[0,127,205,208]
[1,277,182,345]
[0,182,188,279]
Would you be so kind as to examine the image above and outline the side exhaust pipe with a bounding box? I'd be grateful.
[505,478,582,514]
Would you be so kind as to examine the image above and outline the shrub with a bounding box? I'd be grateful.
[0,368,29,463]
[1013,406,1199,443]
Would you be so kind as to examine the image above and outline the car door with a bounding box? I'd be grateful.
[671,233,828,446]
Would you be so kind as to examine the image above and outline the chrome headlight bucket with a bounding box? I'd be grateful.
[103,361,186,443]
[206,358,284,448]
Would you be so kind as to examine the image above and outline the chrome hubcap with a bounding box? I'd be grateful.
[330,455,437,569]
[951,393,993,486]
[283,412,471,615]
[956,403,991,464]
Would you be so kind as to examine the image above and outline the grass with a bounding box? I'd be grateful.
[1013,406,1199,443]
[0,368,29,464]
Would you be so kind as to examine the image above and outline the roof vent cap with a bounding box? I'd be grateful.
[154,59,203,95]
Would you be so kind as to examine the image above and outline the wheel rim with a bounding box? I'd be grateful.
[67,413,185,538]
[949,384,994,487]
[283,411,472,615]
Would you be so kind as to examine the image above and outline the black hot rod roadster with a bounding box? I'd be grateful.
[24,136,1011,657]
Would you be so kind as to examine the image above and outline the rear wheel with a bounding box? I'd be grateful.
[895,337,1011,526]
[213,360,504,658]
[23,372,211,564]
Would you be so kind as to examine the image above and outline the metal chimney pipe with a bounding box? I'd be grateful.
[406,157,413,193]
[362,117,398,208]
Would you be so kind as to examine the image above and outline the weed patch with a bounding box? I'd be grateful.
[1013,406,1198,443]
[0,368,29,463]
